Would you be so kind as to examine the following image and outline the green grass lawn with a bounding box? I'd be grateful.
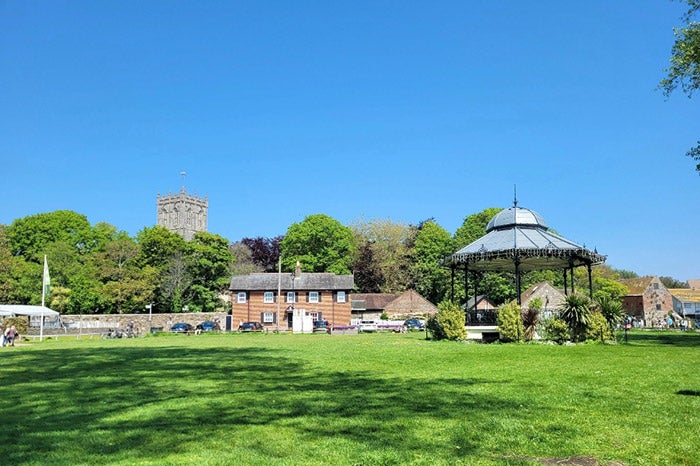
[0,330,698,465]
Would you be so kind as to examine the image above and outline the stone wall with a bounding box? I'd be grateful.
[31,312,228,335]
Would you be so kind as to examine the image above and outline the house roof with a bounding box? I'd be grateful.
[618,276,658,295]
[668,288,700,303]
[465,295,495,309]
[230,273,354,291]
[351,293,399,311]
[519,281,565,303]
[445,206,606,272]
[351,290,438,314]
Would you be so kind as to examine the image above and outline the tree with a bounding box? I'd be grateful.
[229,242,264,275]
[241,236,282,272]
[281,214,355,274]
[412,220,454,304]
[659,276,690,289]
[350,218,416,293]
[185,232,234,312]
[558,293,592,342]
[352,239,384,293]
[6,210,96,260]
[595,295,624,335]
[453,207,502,249]
[660,0,700,172]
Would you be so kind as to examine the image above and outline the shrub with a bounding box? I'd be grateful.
[558,293,592,342]
[2,317,28,335]
[541,317,570,344]
[497,301,523,343]
[427,301,466,341]
[585,311,614,342]
[595,295,623,333]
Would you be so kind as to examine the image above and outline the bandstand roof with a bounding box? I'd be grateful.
[445,206,606,272]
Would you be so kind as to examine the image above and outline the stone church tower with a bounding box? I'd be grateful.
[157,188,208,241]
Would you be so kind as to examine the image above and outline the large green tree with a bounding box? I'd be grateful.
[453,207,502,249]
[6,210,96,260]
[350,218,417,293]
[281,214,355,274]
[660,0,700,172]
[412,220,454,304]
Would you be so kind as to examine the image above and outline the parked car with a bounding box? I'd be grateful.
[403,318,425,331]
[238,321,264,332]
[171,322,193,333]
[358,320,378,332]
[313,320,330,333]
[198,321,220,332]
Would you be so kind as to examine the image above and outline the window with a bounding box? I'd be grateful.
[309,291,319,303]
[263,311,275,323]
[656,304,661,310]
[237,292,247,304]
[286,291,296,303]
[264,292,274,304]
[337,291,346,303]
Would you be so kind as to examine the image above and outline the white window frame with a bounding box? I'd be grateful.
[309,291,319,303]
[286,291,296,303]
[263,311,275,323]
[264,292,274,304]
[337,291,346,303]
[237,292,247,304]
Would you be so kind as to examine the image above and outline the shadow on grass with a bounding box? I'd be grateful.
[676,389,700,397]
[0,343,529,464]
[620,330,700,347]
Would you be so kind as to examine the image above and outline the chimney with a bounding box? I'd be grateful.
[295,260,302,277]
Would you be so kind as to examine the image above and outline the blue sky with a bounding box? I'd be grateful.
[1,1,698,280]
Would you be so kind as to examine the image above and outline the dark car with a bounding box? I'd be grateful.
[198,321,220,332]
[313,320,330,333]
[171,322,193,333]
[403,319,425,331]
[238,321,264,332]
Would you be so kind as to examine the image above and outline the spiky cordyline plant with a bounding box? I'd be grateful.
[522,307,540,341]
[558,293,592,342]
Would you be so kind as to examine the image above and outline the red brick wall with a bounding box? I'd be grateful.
[232,290,351,330]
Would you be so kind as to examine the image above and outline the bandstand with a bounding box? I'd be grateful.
[444,202,606,312]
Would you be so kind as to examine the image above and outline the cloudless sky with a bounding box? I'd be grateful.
[1,1,698,280]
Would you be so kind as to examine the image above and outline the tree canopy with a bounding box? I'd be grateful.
[660,0,700,172]
[280,214,355,274]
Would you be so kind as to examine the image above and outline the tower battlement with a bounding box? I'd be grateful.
[156,188,208,241]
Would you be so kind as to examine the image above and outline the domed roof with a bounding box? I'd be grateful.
[486,207,548,232]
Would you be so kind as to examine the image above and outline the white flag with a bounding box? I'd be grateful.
[43,255,51,297]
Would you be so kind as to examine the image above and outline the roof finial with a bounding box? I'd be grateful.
[180,171,187,193]
[513,184,518,208]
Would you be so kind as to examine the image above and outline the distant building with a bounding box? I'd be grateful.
[351,290,438,321]
[619,276,674,325]
[668,288,700,319]
[157,188,208,241]
[519,282,566,319]
[229,262,354,330]
[687,279,700,290]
